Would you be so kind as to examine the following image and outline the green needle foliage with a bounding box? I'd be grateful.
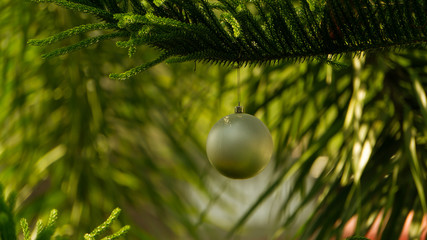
[22,208,129,240]
[0,184,128,240]
[34,209,59,240]
[19,208,129,240]
[28,0,427,79]
[84,208,127,240]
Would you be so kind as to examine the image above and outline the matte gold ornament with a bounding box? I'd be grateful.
[206,106,273,179]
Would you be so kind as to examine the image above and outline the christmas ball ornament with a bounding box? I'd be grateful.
[206,106,273,179]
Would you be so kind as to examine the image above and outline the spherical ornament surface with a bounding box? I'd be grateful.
[206,113,273,179]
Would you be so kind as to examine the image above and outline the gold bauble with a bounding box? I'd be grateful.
[206,110,273,179]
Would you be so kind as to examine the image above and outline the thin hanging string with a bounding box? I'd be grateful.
[234,52,244,113]
[234,61,244,113]
[237,66,241,107]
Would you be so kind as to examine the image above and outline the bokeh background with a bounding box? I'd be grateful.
[1,1,426,239]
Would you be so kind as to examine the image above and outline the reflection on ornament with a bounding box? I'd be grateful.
[206,106,273,179]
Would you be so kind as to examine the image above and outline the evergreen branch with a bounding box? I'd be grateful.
[253,1,286,53]
[30,0,427,78]
[34,209,58,240]
[41,31,129,58]
[35,219,44,236]
[109,52,171,80]
[29,0,114,21]
[198,0,235,51]
[220,12,241,38]
[28,23,117,46]
[145,12,194,29]
[84,208,122,239]
[20,219,31,240]
[114,13,147,28]
[100,225,130,240]
[0,185,129,240]
[233,4,274,55]
[282,0,315,53]
[299,0,323,49]
[18,207,129,240]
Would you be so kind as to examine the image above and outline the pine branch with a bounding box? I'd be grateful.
[41,31,129,58]
[29,0,115,21]
[29,0,427,79]
[100,225,130,240]
[34,209,58,240]
[109,52,171,80]
[28,23,117,46]
[20,219,31,240]
[18,207,129,240]
[84,208,123,240]
[0,184,130,240]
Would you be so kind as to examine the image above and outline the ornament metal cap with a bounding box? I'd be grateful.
[234,105,244,113]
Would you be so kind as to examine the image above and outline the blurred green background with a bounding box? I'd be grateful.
[1,1,426,239]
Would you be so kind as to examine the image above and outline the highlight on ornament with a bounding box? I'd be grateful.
[206,105,273,179]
